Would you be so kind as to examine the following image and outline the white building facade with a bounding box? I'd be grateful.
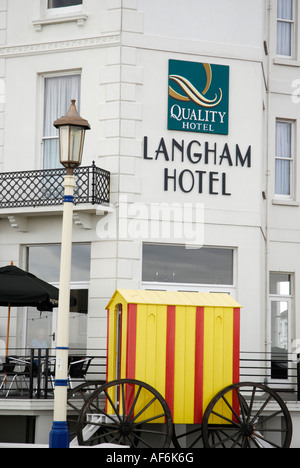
[0,0,300,446]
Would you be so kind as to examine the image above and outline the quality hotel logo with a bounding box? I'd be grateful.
[168,60,229,135]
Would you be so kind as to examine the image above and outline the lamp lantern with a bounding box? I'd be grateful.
[54,99,90,173]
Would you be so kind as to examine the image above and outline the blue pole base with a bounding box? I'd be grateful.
[49,421,70,448]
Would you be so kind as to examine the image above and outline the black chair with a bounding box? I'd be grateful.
[0,356,30,397]
[68,356,93,388]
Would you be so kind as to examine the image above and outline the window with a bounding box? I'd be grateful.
[142,244,234,286]
[24,244,90,350]
[43,74,81,169]
[277,0,295,57]
[27,243,90,282]
[275,120,294,198]
[33,0,86,31]
[269,273,293,380]
[48,0,82,8]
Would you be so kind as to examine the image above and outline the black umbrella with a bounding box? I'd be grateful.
[0,265,76,310]
[0,265,76,354]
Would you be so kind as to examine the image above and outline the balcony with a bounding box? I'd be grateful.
[0,162,110,209]
[0,163,110,230]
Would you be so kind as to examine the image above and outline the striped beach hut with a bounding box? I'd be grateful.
[106,289,242,424]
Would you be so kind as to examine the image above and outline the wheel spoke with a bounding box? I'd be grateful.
[246,386,257,423]
[249,394,273,424]
[231,432,244,448]
[210,409,242,428]
[128,430,154,448]
[131,396,161,423]
[132,411,167,425]
[252,409,284,427]
[236,388,249,423]
[121,382,126,418]
[126,385,142,421]
[251,431,282,449]
[221,394,243,424]
[174,426,203,448]
[103,389,122,423]
[208,429,242,448]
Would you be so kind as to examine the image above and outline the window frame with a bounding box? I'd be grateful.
[274,119,296,200]
[141,243,236,297]
[40,70,81,170]
[34,0,87,30]
[19,243,91,350]
[41,0,83,17]
[276,0,296,59]
[268,272,294,383]
[47,0,83,9]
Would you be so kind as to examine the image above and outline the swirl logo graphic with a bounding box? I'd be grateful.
[169,63,223,108]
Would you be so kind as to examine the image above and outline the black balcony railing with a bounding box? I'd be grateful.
[0,162,110,209]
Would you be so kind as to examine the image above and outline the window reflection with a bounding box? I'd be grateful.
[27,244,91,282]
[48,0,82,8]
[25,245,90,350]
[142,244,233,285]
[269,273,291,295]
[269,273,292,380]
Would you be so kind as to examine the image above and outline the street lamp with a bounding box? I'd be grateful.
[49,100,90,449]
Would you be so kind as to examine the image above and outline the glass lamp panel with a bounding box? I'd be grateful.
[59,125,71,166]
[69,126,84,166]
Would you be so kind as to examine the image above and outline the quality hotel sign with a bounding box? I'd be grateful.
[168,60,229,135]
[143,59,252,196]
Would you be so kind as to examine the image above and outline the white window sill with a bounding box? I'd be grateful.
[33,12,88,31]
[272,198,299,207]
[273,57,300,67]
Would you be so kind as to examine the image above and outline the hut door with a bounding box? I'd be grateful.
[115,304,122,380]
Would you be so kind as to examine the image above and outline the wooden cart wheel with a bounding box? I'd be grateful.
[76,379,173,448]
[67,380,106,443]
[202,382,293,448]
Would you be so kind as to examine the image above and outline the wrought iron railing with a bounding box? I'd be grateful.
[0,162,110,209]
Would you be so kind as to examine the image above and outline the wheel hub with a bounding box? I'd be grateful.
[243,424,254,437]
[120,422,132,435]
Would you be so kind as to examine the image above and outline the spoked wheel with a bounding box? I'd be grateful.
[67,380,106,444]
[202,382,293,448]
[76,379,173,448]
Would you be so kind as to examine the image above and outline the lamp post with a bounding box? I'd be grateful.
[49,100,90,448]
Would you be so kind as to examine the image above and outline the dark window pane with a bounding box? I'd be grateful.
[70,289,88,314]
[142,244,233,285]
[48,0,82,8]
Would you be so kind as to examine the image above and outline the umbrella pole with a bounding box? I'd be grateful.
[6,261,13,356]
[6,303,10,356]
